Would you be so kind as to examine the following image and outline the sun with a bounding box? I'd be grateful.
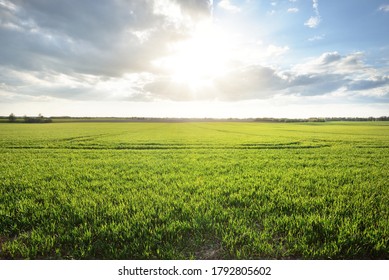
[155,21,231,90]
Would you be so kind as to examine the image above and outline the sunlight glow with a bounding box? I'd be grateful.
[154,21,232,90]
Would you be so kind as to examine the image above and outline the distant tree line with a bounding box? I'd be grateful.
[253,117,325,123]
[6,113,52,123]
[2,114,389,123]
[253,116,389,123]
[324,116,389,122]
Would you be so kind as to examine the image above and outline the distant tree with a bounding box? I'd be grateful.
[23,114,52,123]
[8,113,16,122]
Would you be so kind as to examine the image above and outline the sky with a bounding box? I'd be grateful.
[0,0,388,118]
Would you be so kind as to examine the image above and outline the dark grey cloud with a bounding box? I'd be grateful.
[348,76,389,91]
[10,0,159,46]
[287,73,350,96]
[1,1,148,74]
[283,52,389,99]
[0,0,212,77]
[172,0,212,17]
[214,65,287,100]
[0,0,216,103]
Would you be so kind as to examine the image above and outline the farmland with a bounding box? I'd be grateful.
[0,121,388,259]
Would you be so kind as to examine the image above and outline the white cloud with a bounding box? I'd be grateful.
[287,8,299,13]
[287,52,389,99]
[266,45,290,57]
[218,0,241,13]
[305,0,321,28]
[308,34,325,41]
[378,4,389,12]
[313,0,319,13]
[304,16,320,28]
[293,52,361,74]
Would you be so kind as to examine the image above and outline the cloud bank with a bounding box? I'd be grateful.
[0,0,388,111]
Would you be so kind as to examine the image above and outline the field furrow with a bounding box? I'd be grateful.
[0,122,388,259]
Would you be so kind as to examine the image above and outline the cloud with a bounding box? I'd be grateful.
[313,0,319,13]
[144,51,389,102]
[1,1,388,106]
[285,71,352,96]
[348,76,389,91]
[171,0,212,16]
[139,64,289,101]
[2,47,388,104]
[378,4,389,12]
[292,52,366,75]
[218,0,241,13]
[319,52,343,64]
[157,0,212,23]
[0,0,213,77]
[0,0,215,102]
[1,1,152,74]
[266,45,290,57]
[213,66,287,100]
[287,8,299,13]
[286,52,389,98]
[308,34,325,41]
[304,16,320,28]
[305,0,321,28]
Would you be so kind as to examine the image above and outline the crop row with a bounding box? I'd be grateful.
[0,122,388,259]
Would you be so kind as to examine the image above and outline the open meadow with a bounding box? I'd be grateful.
[0,121,388,259]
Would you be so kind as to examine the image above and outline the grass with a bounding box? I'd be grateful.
[0,122,388,259]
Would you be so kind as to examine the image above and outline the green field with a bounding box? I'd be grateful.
[0,122,388,259]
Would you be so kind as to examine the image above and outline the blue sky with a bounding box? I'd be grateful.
[214,0,388,60]
[0,0,388,118]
